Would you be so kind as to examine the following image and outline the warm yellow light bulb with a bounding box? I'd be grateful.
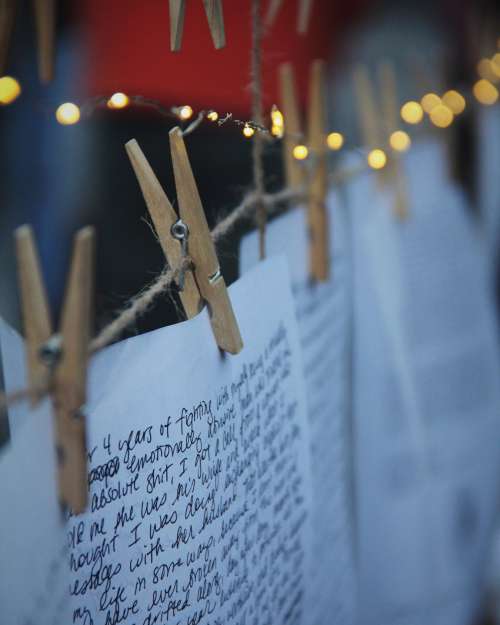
[326,132,344,150]
[0,76,21,104]
[367,148,387,170]
[429,104,453,128]
[243,123,255,138]
[293,144,309,160]
[179,105,193,120]
[421,93,441,113]
[107,92,129,109]
[207,110,218,121]
[473,79,499,106]
[400,101,423,124]
[55,102,81,125]
[389,130,411,152]
[270,104,284,137]
[441,90,466,114]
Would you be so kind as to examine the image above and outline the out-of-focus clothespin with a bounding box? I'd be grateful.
[125,139,202,318]
[265,0,313,34]
[378,60,409,220]
[307,59,329,282]
[353,64,388,186]
[169,0,226,52]
[169,127,242,353]
[15,225,94,514]
[0,0,55,82]
[279,63,305,193]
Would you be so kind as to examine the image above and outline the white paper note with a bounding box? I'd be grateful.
[0,394,71,625]
[70,255,312,625]
[0,317,30,438]
[351,140,500,625]
[240,193,357,625]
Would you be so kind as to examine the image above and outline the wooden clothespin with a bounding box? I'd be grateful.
[0,0,55,82]
[353,64,387,186]
[307,59,329,282]
[279,63,305,192]
[125,139,202,318]
[125,133,242,354]
[169,0,226,52]
[378,60,408,220]
[15,225,94,514]
[169,127,242,353]
[265,0,313,34]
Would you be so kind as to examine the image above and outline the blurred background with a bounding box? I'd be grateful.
[1,0,500,621]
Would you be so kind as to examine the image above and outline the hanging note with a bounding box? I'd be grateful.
[350,138,500,625]
[240,190,357,625]
[0,256,312,624]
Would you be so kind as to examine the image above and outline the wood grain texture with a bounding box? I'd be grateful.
[14,225,53,403]
[53,227,95,514]
[307,59,329,282]
[169,127,243,354]
[126,139,203,317]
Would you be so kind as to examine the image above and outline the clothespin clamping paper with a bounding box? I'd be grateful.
[279,62,305,193]
[15,225,94,514]
[0,0,55,82]
[169,0,226,51]
[265,0,314,34]
[307,59,329,282]
[125,130,243,355]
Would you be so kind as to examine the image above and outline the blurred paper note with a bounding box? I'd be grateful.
[352,140,500,625]
[240,192,357,625]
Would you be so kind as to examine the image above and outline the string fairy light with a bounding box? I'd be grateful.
[400,101,423,124]
[327,132,344,150]
[389,130,411,152]
[473,79,499,105]
[429,104,453,128]
[367,148,387,170]
[207,110,218,121]
[178,105,194,120]
[243,123,255,138]
[441,90,466,114]
[0,76,21,105]
[55,102,80,125]
[270,104,284,138]
[107,92,130,109]
[293,144,309,160]
[420,93,441,113]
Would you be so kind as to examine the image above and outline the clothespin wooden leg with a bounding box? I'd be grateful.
[307,59,329,282]
[203,0,226,49]
[125,139,202,317]
[53,227,95,514]
[297,0,313,34]
[169,127,243,354]
[279,63,305,192]
[15,225,53,404]
[0,0,17,77]
[169,0,186,52]
[265,0,282,27]
[33,0,55,83]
